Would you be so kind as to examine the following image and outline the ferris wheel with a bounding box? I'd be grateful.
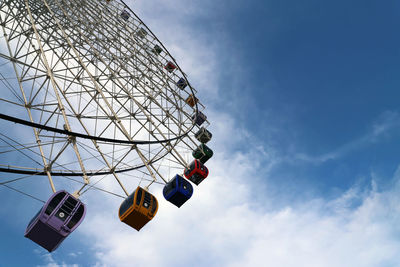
[0,0,213,252]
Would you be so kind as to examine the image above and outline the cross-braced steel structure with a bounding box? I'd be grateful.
[0,0,208,199]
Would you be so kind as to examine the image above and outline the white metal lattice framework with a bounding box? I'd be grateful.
[0,0,209,199]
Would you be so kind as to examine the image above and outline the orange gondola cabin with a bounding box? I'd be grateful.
[185,94,199,108]
[118,186,158,231]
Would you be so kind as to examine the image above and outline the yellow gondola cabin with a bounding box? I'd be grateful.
[118,187,158,231]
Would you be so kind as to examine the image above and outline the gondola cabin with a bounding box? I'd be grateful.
[137,28,148,39]
[195,127,212,143]
[185,94,198,108]
[192,144,213,164]
[163,174,193,208]
[192,111,207,126]
[152,45,162,55]
[120,10,130,21]
[184,159,209,185]
[24,191,86,252]
[119,186,158,231]
[164,61,177,72]
[177,77,188,90]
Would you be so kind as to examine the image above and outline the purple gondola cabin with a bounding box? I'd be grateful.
[25,190,86,252]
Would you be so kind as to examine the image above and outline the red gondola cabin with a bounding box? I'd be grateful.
[184,159,209,185]
[164,61,177,72]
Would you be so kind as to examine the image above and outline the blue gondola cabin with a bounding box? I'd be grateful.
[25,191,86,252]
[163,174,193,207]
[177,77,188,90]
[192,144,213,164]
[119,186,158,231]
[164,61,177,72]
[120,10,130,21]
[192,111,207,126]
[195,127,212,143]
[184,159,209,185]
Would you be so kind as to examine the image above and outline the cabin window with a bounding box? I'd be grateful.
[185,162,196,176]
[186,182,193,195]
[189,161,196,171]
[119,193,134,217]
[176,176,182,187]
[136,188,143,206]
[200,164,205,171]
[67,205,84,229]
[143,192,151,209]
[55,196,78,221]
[184,168,190,177]
[164,180,175,197]
[45,192,66,215]
[151,198,157,214]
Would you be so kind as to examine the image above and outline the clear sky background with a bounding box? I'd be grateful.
[1,0,400,266]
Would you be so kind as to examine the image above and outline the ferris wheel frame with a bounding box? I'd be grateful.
[0,0,210,198]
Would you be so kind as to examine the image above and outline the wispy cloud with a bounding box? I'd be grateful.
[293,110,400,164]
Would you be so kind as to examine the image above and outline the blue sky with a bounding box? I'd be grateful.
[208,0,400,198]
[1,0,400,266]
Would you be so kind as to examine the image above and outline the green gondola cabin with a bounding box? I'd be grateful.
[192,144,213,164]
[152,45,162,55]
[137,28,147,39]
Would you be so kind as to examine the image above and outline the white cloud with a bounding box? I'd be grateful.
[70,2,400,267]
[292,110,400,164]
[2,1,397,267]
[36,253,79,267]
[79,133,400,267]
